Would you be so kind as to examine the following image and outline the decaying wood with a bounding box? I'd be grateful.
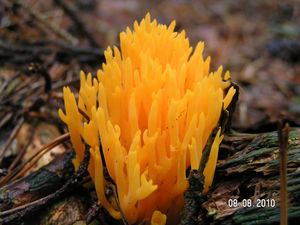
[0,148,89,225]
[0,152,74,212]
[35,194,89,225]
[0,128,300,224]
[200,128,300,224]
[3,133,70,184]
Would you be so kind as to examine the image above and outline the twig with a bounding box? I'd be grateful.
[179,128,218,225]
[26,63,52,93]
[53,0,99,47]
[0,117,24,161]
[223,83,239,132]
[13,0,78,45]
[278,122,289,225]
[0,72,21,102]
[0,148,90,224]
[198,128,218,174]
[11,133,70,181]
[0,112,13,130]
[0,169,7,178]
[8,126,36,172]
[2,76,40,105]
[110,183,129,225]
[2,106,90,184]
[86,201,101,224]
[78,108,89,120]
[0,39,104,65]
[0,133,70,186]
[52,76,80,90]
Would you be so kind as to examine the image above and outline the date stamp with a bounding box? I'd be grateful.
[227,198,276,208]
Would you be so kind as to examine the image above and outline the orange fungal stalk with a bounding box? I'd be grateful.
[59,13,236,225]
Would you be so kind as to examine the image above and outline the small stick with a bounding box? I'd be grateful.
[4,108,89,184]
[53,0,99,47]
[8,129,35,172]
[0,133,70,186]
[0,112,13,130]
[78,108,89,120]
[278,123,289,225]
[11,133,70,181]
[14,0,78,45]
[52,76,80,90]
[0,117,24,160]
[0,148,90,223]
[86,201,101,224]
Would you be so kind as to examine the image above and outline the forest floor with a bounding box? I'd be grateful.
[0,0,300,224]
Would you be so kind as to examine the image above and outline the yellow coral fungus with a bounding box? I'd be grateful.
[59,13,236,224]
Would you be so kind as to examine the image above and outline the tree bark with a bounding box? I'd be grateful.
[199,128,300,224]
[1,129,300,224]
[0,151,74,212]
